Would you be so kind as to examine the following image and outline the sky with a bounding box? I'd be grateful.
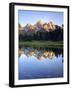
[18,10,64,26]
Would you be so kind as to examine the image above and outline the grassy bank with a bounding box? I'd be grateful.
[19,40,63,48]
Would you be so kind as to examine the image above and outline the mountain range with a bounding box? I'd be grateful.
[19,20,63,41]
[19,20,63,33]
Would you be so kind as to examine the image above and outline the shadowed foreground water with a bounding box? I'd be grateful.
[18,48,63,80]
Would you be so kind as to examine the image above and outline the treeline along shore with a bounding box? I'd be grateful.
[19,20,63,48]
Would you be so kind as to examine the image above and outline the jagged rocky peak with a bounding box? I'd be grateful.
[19,24,24,31]
[36,20,44,25]
[43,21,56,32]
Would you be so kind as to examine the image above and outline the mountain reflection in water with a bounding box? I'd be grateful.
[19,47,63,80]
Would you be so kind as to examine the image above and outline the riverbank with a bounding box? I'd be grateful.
[19,40,63,48]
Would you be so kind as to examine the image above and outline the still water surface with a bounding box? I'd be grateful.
[19,47,63,80]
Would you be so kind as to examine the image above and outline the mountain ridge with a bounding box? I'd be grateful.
[19,20,63,33]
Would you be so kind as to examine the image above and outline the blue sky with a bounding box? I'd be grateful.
[18,10,64,26]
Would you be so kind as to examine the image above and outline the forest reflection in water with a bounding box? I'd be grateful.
[18,47,63,80]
